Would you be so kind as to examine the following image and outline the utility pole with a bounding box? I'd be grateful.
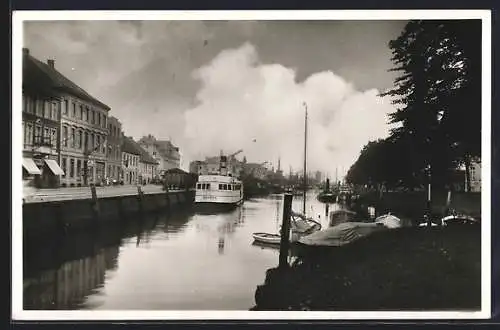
[302,102,308,215]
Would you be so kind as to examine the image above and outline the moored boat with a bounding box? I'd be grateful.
[194,155,244,212]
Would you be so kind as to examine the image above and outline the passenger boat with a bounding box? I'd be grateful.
[194,155,244,212]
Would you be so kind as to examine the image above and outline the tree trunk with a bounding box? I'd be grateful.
[464,154,471,192]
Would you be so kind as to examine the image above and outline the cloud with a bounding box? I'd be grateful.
[183,43,395,176]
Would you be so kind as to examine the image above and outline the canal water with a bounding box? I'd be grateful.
[23,191,345,310]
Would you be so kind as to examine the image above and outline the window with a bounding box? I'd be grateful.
[63,126,68,147]
[63,99,68,115]
[51,128,57,147]
[97,135,101,151]
[80,105,84,120]
[77,130,82,149]
[84,131,88,150]
[70,158,75,178]
[219,184,223,190]
[27,97,35,114]
[43,127,50,145]
[86,107,90,122]
[51,102,58,121]
[34,125,42,145]
[61,158,67,178]
[70,127,75,148]
[97,113,101,126]
[92,110,95,124]
[44,101,51,119]
[36,99,43,117]
[25,123,33,145]
[77,159,81,177]
[91,133,95,150]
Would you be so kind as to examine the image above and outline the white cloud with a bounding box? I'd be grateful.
[183,42,395,177]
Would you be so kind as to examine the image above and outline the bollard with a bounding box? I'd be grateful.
[279,193,293,269]
[90,184,100,219]
[137,185,144,214]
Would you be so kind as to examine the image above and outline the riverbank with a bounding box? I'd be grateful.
[352,190,481,225]
[252,225,481,311]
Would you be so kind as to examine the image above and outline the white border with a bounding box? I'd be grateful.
[12,10,492,321]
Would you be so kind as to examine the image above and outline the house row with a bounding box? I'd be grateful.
[21,48,181,188]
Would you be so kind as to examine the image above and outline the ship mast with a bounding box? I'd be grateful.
[302,102,308,215]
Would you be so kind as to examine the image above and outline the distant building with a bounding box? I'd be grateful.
[189,160,205,174]
[138,135,180,174]
[121,137,141,185]
[106,116,122,182]
[315,171,322,183]
[137,146,159,184]
[243,163,268,180]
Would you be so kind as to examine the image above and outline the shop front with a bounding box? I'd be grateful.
[22,155,64,188]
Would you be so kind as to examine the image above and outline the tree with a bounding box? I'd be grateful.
[380,20,481,190]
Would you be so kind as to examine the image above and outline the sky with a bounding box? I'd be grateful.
[23,20,407,176]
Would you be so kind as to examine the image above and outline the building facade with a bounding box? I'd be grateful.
[121,137,141,185]
[106,116,122,183]
[59,88,110,187]
[138,135,181,174]
[468,160,481,192]
[137,148,158,184]
[22,48,112,188]
[22,48,65,188]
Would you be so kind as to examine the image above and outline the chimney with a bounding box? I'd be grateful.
[22,48,29,55]
[47,59,55,68]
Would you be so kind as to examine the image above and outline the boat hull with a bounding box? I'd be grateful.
[317,194,337,204]
[194,200,243,214]
[252,233,282,245]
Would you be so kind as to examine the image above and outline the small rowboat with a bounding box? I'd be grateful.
[252,232,282,245]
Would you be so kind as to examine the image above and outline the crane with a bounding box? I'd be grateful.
[229,149,243,159]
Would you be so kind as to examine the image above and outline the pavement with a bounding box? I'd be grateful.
[22,185,190,203]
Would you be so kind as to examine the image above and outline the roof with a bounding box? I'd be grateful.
[121,137,141,156]
[138,146,158,164]
[23,49,110,110]
[122,137,158,164]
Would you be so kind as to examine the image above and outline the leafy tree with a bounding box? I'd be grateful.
[380,20,481,191]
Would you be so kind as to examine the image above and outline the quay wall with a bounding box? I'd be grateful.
[22,189,195,238]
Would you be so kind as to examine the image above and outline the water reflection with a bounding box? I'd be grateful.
[24,244,120,310]
[24,191,346,310]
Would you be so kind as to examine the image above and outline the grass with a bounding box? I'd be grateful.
[252,225,481,311]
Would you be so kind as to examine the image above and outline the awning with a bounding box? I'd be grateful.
[44,159,65,176]
[22,158,41,175]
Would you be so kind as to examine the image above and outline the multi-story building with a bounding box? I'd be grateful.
[106,116,122,183]
[189,160,205,174]
[138,135,181,174]
[121,137,141,185]
[22,48,112,187]
[59,78,110,187]
[22,48,65,188]
[137,147,159,184]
